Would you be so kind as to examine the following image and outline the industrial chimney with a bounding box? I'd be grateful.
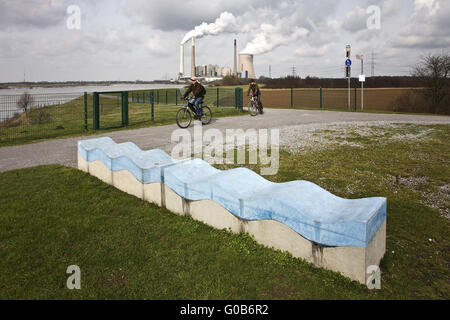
[179,44,184,78]
[233,39,237,77]
[191,37,196,78]
[239,53,256,79]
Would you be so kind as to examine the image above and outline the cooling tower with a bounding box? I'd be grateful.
[179,44,184,77]
[191,37,196,78]
[239,53,255,79]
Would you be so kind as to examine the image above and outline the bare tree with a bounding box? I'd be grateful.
[17,92,35,113]
[412,53,450,114]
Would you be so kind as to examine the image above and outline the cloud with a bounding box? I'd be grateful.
[342,7,367,32]
[125,0,274,31]
[242,23,309,55]
[295,43,335,58]
[392,0,450,49]
[0,0,67,29]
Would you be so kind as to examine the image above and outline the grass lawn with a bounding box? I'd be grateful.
[0,124,448,299]
[0,94,245,148]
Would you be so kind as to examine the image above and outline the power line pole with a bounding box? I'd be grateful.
[269,65,272,78]
[371,52,374,77]
[291,65,297,77]
[356,54,365,111]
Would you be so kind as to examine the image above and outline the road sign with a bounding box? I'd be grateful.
[359,75,366,82]
[345,59,352,67]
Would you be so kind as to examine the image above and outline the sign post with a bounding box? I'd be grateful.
[346,45,351,110]
[356,54,365,111]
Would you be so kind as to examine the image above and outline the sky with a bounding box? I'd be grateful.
[0,0,449,82]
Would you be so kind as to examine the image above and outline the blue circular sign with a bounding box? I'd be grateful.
[345,59,352,67]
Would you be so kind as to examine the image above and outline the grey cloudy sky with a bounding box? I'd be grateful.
[0,0,449,82]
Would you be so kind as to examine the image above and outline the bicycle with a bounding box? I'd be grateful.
[176,98,212,128]
[248,94,263,116]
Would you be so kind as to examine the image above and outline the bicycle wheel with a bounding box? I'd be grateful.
[176,108,192,128]
[200,106,212,125]
[248,101,258,116]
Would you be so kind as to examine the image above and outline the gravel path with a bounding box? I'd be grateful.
[0,108,449,172]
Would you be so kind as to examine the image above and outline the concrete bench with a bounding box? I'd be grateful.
[78,137,387,285]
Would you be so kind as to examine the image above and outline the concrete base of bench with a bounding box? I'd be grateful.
[161,184,386,285]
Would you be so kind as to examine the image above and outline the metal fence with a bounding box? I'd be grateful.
[0,87,443,147]
[253,87,433,113]
[0,93,85,146]
[130,87,239,108]
[0,88,243,146]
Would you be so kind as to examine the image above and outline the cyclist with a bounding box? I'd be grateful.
[247,79,263,114]
[182,77,206,118]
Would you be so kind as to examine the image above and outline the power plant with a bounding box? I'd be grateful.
[239,53,255,79]
[178,38,256,81]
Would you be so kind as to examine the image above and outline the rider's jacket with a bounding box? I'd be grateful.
[183,82,206,99]
[248,83,261,96]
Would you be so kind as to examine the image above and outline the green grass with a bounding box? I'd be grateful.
[0,124,448,299]
[0,94,245,148]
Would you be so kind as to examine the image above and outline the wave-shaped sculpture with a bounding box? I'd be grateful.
[77,137,387,284]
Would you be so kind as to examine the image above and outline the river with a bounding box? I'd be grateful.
[0,83,185,96]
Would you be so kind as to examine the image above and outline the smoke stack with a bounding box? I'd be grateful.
[191,37,196,78]
[233,39,237,77]
[179,44,184,77]
[239,53,256,79]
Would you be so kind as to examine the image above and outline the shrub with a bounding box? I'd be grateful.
[29,108,52,125]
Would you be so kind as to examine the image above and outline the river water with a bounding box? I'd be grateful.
[0,83,185,95]
[0,83,186,121]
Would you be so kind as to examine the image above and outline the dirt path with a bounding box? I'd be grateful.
[0,109,449,172]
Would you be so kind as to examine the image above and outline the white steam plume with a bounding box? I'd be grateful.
[180,11,311,56]
[180,11,238,44]
[241,23,309,55]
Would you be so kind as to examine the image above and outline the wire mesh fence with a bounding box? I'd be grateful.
[97,92,123,128]
[0,93,85,146]
[0,87,440,146]
[130,87,238,108]
[244,87,434,113]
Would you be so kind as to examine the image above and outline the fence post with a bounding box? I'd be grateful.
[217,88,220,107]
[157,90,159,105]
[320,87,323,109]
[235,87,243,110]
[122,91,129,126]
[175,89,178,106]
[151,91,154,121]
[166,90,168,105]
[354,87,357,111]
[93,92,99,130]
[84,92,88,131]
[291,88,294,108]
